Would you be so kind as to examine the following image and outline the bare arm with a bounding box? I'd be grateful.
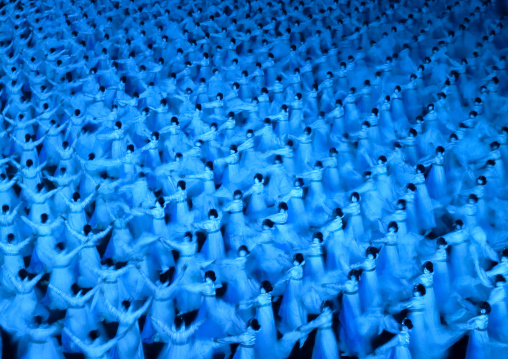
[62,328,89,353]
[103,295,123,321]
[133,297,153,319]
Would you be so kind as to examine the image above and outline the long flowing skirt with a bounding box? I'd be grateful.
[359,270,381,312]
[255,305,277,357]
[339,293,369,356]
[465,329,490,359]
[278,279,307,332]
[45,265,75,310]
[202,231,226,260]
[426,165,447,200]
[312,328,339,359]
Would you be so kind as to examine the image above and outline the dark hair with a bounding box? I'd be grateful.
[238,245,250,255]
[478,301,491,314]
[262,219,274,228]
[313,232,324,242]
[294,253,304,264]
[205,270,216,282]
[403,318,413,329]
[177,181,186,190]
[477,176,487,185]
[348,269,360,281]
[388,221,399,233]
[247,318,261,331]
[278,202,288,211]
[208,209,218,218]
[423,261,434,273]
[414,284,426,296]
[491,141,500,150]
[261,280,273,293]
[436,237,447,247]
[366,246,379,258]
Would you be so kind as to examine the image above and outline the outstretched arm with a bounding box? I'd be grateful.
[62,244,86,263]
[159,237,185,252]
[36,161,48,172]
[48,283,75,304]
[90,225,113,242]
[95,333,125,354]
[63,328,90,353]
[81,191,97,208]
[103,295,123,321]
[14,234,35,251]
[27,272,45,291]
[150,317,172,335]
[64,221,87,242]
[133,297,153,319]
[78,284,103,303]
[215,333,248,345]
[21,216,40,231]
